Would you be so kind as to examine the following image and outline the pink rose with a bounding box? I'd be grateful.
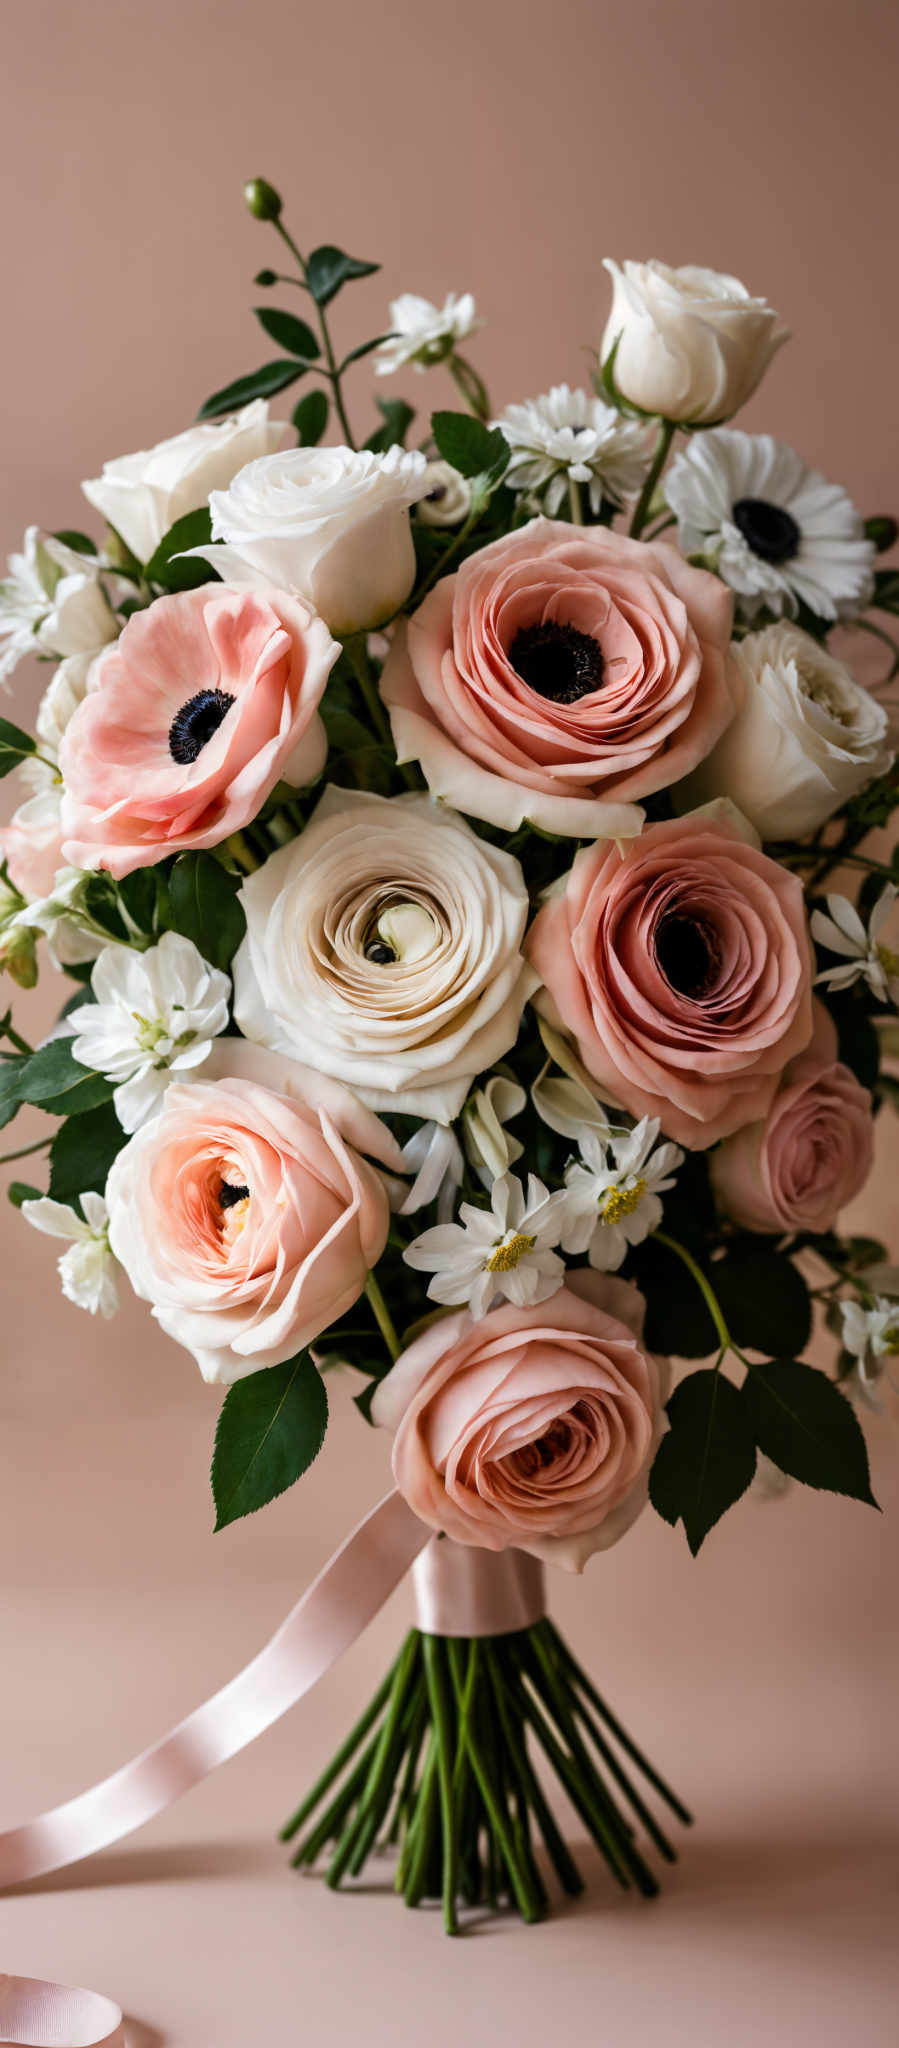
[105,1044,400,1383]
[527,806,813,1149]
[59,583,337,877]
[710,1002,874,1233]
[380,517,739,838]
[372,1272,666,1571]
[0,788,66,900]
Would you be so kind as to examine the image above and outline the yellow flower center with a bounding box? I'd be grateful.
[599,1177,647,1225]
[876,944,899,977]
[882,1324,899,1356]
[487,1231,536,1273]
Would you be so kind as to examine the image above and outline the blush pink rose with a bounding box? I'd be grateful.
[710,1002,874,1233]
[372,1271,666,1571]
[59,583,338,877]
[105,1044,401,1384]
[380,516,739,839]
[0,789,66,900]
[527,806,813,1149]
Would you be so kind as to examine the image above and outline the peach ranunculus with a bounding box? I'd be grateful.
[710,1002,874,1234]
[527,804,813,1149]
[380,517,740,839]
[105,1042,402,1384]
[58,583,337,878]
[372,1271,666,1571]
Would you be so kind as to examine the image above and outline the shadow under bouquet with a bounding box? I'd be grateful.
[1,178,897,1932]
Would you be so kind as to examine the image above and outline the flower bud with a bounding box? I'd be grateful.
[254,269,279,287]
[865,515,899,554]
[0,921,38,988]
[243,178,282,222]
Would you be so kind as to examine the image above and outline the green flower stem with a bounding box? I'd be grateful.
[655,1230,732,1357]
[272,218,356,447]
[448,352,490,422]
[0,1017,34,1056]
[546,1621,694,1827]
[409,501,482,608]
[448,1640,543,1922]
[486,1644,583,1897]
[518,1634,650,1892]
[364,1271,401,1361]
[0,1134,52,1167]
[289,1732,382,1868]
[279,1645,402,1840]
[629,418,677,538]
[342,633,394,750]
[422,1635,460,1934]
[401,1734,439,1906]
[568,477,584,525]
[565,1680,676,1863]
[223,830,261,874]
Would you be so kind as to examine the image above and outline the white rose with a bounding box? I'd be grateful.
[601,260,789,425]
[675,623,894,839]
[81,400,288,563]
[194,443,428,635]
[232,785,539,1122]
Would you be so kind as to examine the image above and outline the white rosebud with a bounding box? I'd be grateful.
[189,444,429,636]
[22,1191,120,1318]
[82,400,288,565]
[676,623,893,839]
[416,461,472,528]
[375,293,482,376]
[601,260,788,425]
[462,1076,526,1186]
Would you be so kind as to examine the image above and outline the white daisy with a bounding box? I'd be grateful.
[375,292,482,376]
[560,1117,683,1273]
[22,1191,120,1318]
[811,887,899,1005]
[495,385,651,515]
[840,1295,899,1408]
[69,931,231,1132]
[0,528,116,686]
[664,429,876,623]
[404,1171,567,1318]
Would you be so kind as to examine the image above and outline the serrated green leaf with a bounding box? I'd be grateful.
[0,717,38,780]
[305,245,380,307]
[650,1368,756,1554]
[364,397,415,454]
[0,1054,28,1131]
[742,1357,878,1505]
[338,334,393,373]
[293,389,329,446]
[628,1236,718,1358]
[166,852,246,972]
[52,529,98,556]
[48,1100,126,1203]
[714,1244,812,1358]
[212,1354,328,1529]
[197,359,307,421]
[253,306,320,359]
[143,507,218,592]
[431,411,508,480]
[7,1180,42,1208]
[18,1038,113,1117]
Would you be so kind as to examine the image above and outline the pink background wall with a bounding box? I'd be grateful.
[1,2,897,2042]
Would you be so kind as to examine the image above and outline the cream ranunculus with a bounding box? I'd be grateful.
[232,786,539,1122]
[675,623,893,839]
[192,444,429,635]
[601,261,789,426]
[81,400,288,564]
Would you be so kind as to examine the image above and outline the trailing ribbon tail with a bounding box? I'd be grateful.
[0,1977,126,2048]
[0,1489,427,1894]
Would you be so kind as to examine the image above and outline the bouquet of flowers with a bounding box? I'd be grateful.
[1,177,897,1934]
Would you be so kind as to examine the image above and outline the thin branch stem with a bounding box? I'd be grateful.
[272,219,356,446]
[629,418,676,538]
[655,1230,732,1355]
[364,1272,401,1361]
[0,1134,52,1167]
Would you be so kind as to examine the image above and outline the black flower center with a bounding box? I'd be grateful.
[219,1180,249,1209]
[169,689,236,765]
[508,621,605,705]
[656,914,720,1000]
[731,496,801,565]
[365,940,396,965]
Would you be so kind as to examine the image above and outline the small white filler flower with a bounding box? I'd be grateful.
[22,1191,119,1318]
[0,528,117,686]
[840,1295,899,1407]
[560,1118,683,1273]
[376,293,482,376]
[811,887,899,1006]
[496,385,650,514]
[69,930,231,1131]
[404,1171,567,1318]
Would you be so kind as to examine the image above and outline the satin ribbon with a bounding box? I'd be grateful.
[413,1539,546,1637]
[0,1977,125,2047]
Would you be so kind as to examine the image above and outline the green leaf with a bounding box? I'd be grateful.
[52,529,98,556]
[305,245,380,307]
[431,411,508,480]
[714,1243,812,1358]
[627,1236,718,1358]
[742,1358,878,1505]
[0,1054,28,1131]
[253,306,320,360]
[211,1353,328,1529]
[0,717,37,780]
[197,359,307,421]
[364,397,414,454]
[337,334,393,372]
[832,994,880,1094]
[650,1369,756,1554]
[143,507,217,592]
[166,852,246,972]
[873,567,899,613]
[293,389,329,446]
[8,1180,42,1208]
[48,1100,126,1204]
[18,1038,113,1117]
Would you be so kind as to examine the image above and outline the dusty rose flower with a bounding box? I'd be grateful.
[527,805,813,1148]
[710,1002,874,1233]
[380,517,739,838]
[372,1271,666,1571]
[105,1042,400,1384]
[0,787,66,900]
[59,584,337,877]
